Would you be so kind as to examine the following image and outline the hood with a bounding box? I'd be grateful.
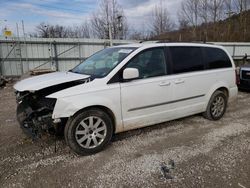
[14,71,90,92]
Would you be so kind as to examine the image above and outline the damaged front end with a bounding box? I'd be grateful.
[15,77,91,139]
[14,71,92,139]
[16,90,57,139]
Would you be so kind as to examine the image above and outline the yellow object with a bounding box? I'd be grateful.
[4,30,12,37]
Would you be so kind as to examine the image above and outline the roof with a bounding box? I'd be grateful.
[116,42,224,49]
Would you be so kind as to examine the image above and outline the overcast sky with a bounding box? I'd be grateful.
[0,0,182,36]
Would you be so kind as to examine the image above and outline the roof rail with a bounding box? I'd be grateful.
[139,40,159,43]
[139,40,214,44]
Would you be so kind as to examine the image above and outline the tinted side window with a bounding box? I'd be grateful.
[126,48,167,79]
[204,48,232,69]
[169,47,204,74]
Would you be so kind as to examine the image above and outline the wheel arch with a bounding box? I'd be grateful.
[72,105,117,134]
[204,83,230,110]
[203,87,229,120]
[216,87,229,99]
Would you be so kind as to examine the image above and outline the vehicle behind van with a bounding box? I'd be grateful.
[14,43,238,155]
[238,64,250,90]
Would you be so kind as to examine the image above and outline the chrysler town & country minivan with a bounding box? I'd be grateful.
[14,43,238,155]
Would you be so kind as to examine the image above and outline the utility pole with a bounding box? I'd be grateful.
[108,22,113,46]
[117,15,122,39]
[53,41,59,71]
[107,1,113,46]
[0,20,7,76]
[16,22,24,75]
[108,1,113,46]
[21,20,26,37]
[22,20,28,71]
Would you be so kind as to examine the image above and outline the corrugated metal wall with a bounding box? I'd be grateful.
[213,42,250,60]
[0,37,250,76]
[0,37,137,76]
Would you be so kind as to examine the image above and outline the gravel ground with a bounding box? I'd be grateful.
[0,84,250,188]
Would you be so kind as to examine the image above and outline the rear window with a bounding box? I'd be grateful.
[169,47,204,74]
[204,48,232,69]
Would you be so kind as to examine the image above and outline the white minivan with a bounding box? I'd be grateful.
[14,43,238,155]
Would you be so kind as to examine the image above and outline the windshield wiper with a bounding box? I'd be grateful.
[69,70,82,74]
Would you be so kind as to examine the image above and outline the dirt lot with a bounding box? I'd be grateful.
[0,84,250,188]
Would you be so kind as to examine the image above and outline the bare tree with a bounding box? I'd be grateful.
[232,0,250,40]
[91,0,128,39]
[224,0,233,14]
[36,22,51,38]
[129,31,145,40]
[150,1,174,36]
[233,0,250,13]
[223,0,234,40]
[35,22,92,38]
[179,0,200,27]
[36,22,68,38]
[178,17,190,30]
[67,22,92,38]
[197,0,210,41]
[178,0,200,39]
[207,0,224,23]
[78,23,91,38]
[198,0,209,24]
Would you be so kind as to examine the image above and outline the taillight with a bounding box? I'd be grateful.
[235,68,240,85]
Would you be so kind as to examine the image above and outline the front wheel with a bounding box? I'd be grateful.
[203,90,228,120]
[64,108,113,155]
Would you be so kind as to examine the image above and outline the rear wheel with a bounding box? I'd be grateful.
[64,108,113,155]
[203,90,228,120]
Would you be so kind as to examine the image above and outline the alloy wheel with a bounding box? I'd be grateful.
[75,116,107,149]
[211,96,225,118]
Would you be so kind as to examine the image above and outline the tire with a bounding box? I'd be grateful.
[64,108,114,155]
[203,90,228,120]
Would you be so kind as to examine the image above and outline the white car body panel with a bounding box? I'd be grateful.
[47,79,123,133]
[14,72,90,92]
[120,75,173,131]
[14,43,238,134]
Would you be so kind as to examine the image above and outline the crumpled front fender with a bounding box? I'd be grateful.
[48,87,123,133]
[52,98,79,119]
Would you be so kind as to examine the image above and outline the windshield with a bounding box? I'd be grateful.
[71,47,137,78]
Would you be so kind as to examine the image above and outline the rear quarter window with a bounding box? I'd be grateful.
[169,47,204,74]
[204,47,232,69]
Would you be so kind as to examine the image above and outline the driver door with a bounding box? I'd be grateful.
[120,47,174,131]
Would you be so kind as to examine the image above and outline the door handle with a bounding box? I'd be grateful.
[159,81,171,86]
[174,79,185,84]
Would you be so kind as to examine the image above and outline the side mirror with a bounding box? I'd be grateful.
[123,68,139,80]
